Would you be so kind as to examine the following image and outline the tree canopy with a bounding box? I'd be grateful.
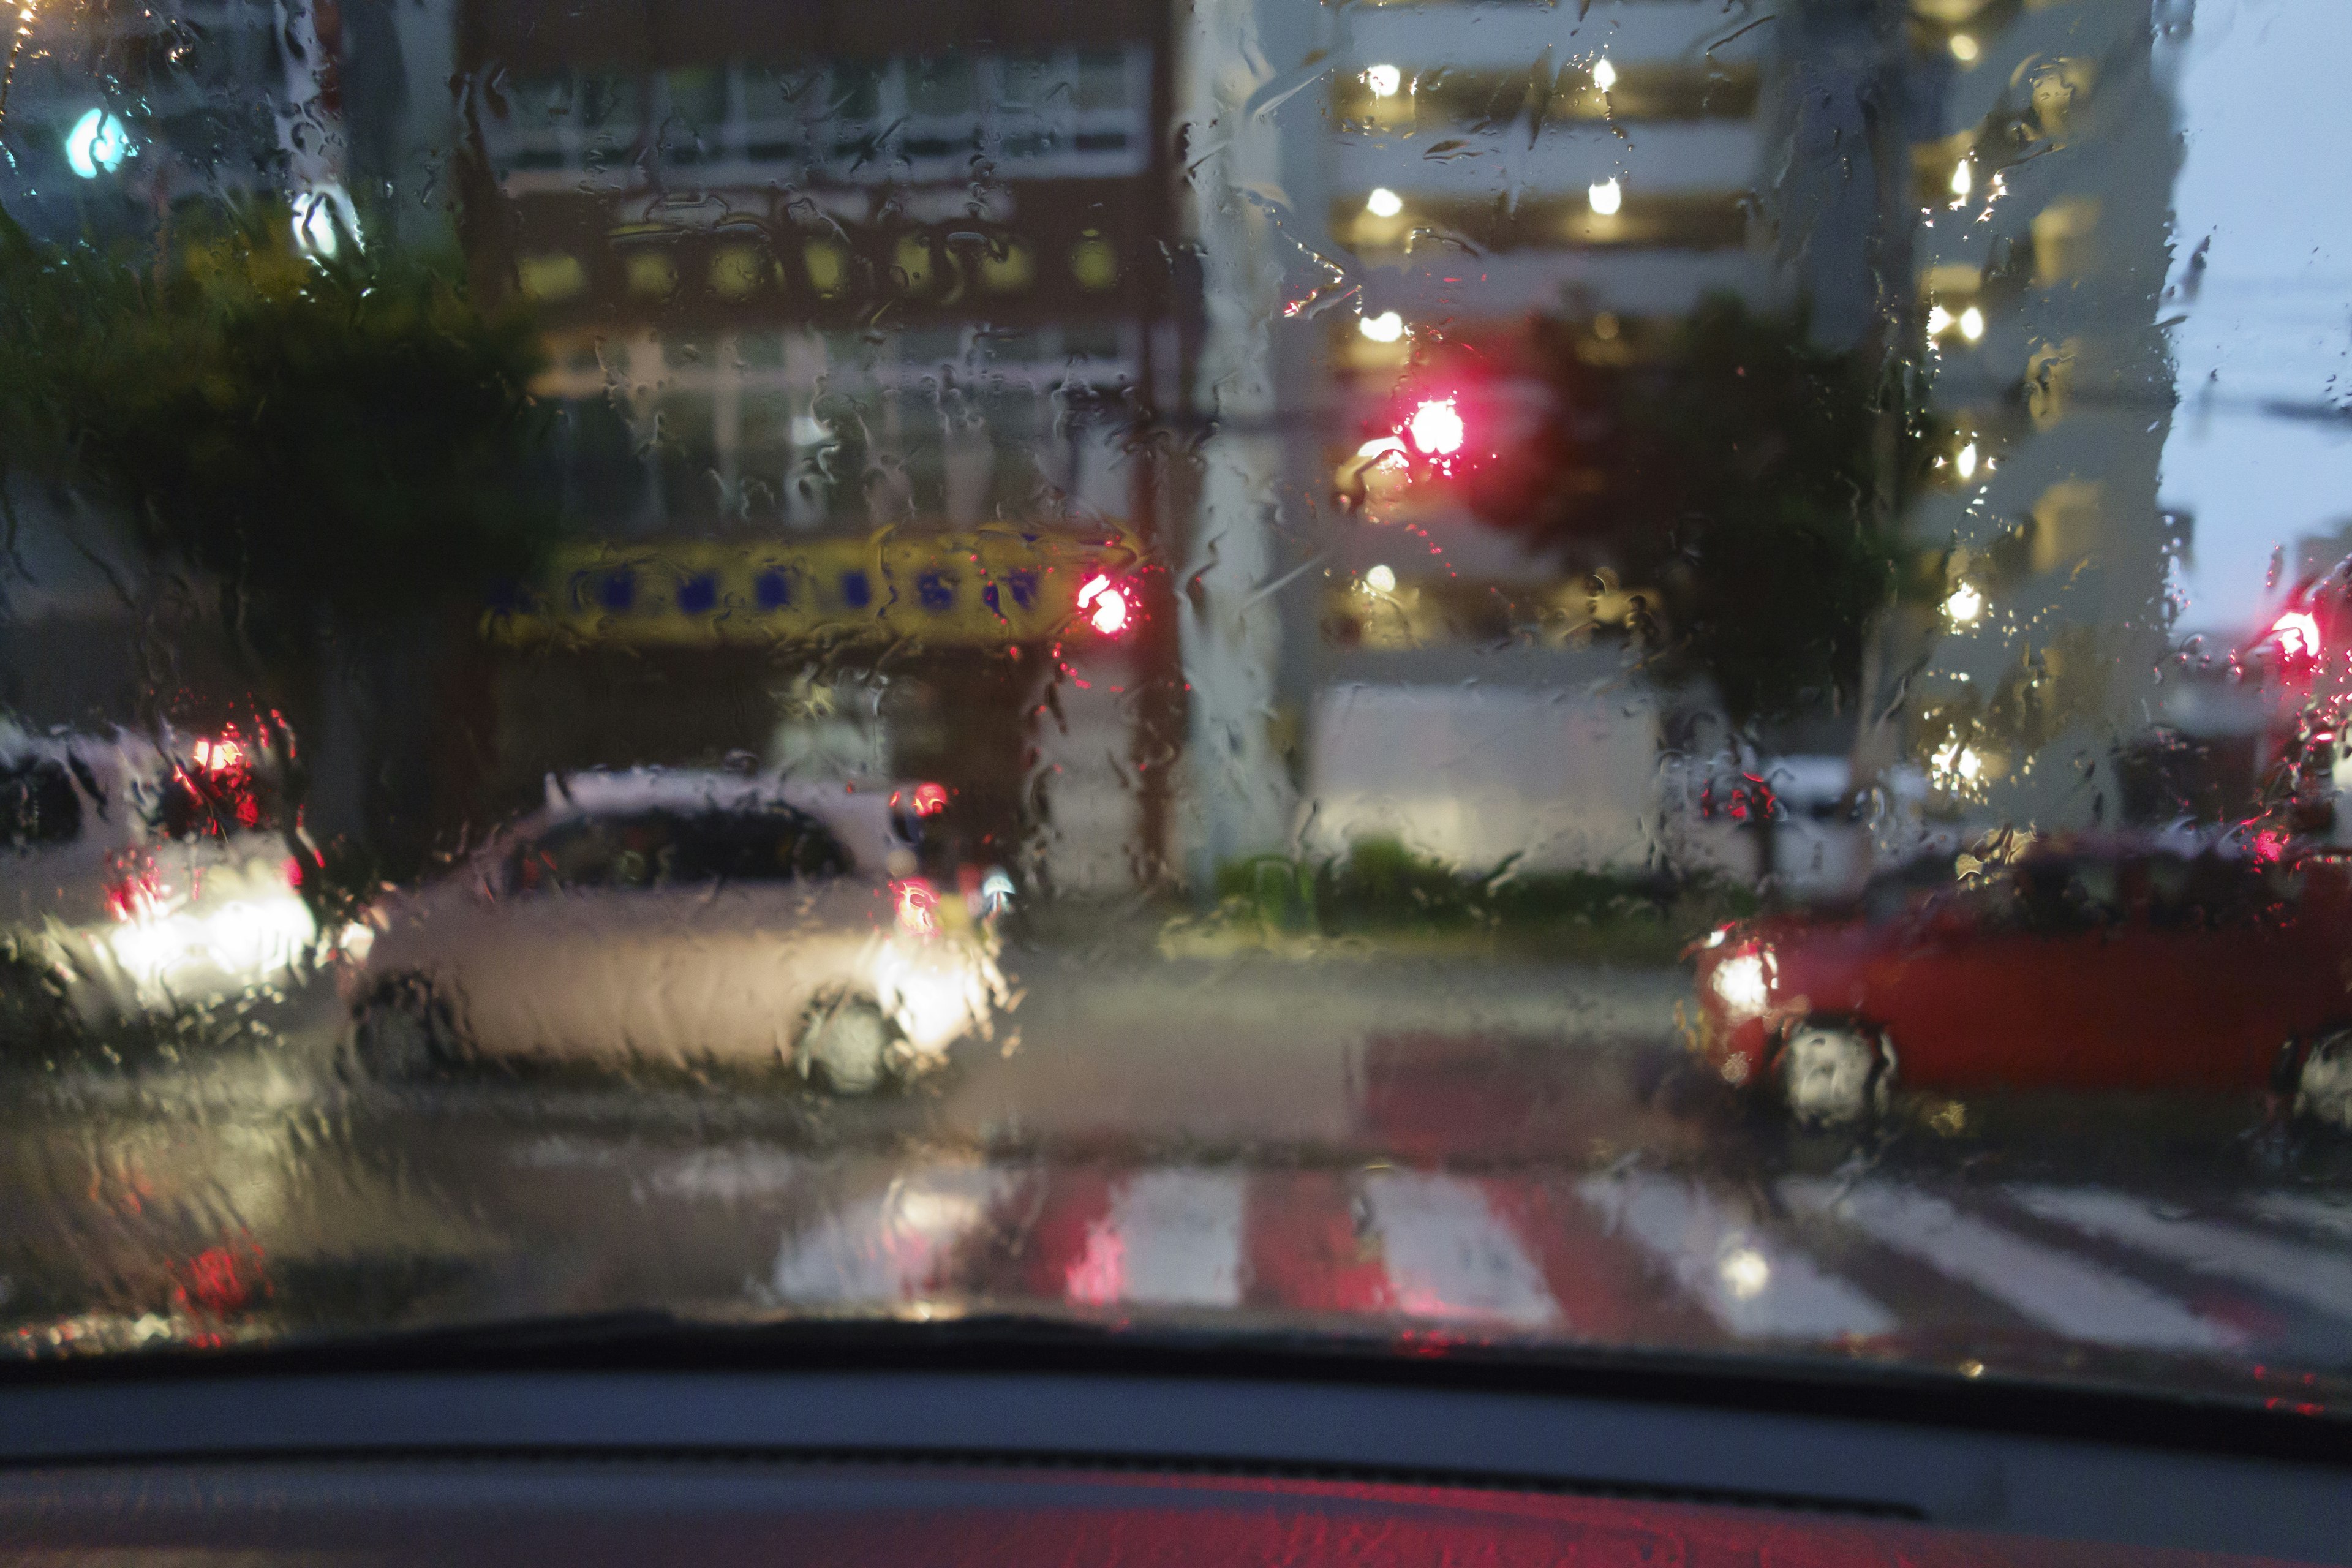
[0,205,557,653]
[1470,294,1920,726]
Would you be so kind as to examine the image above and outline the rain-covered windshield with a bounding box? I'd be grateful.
[4,0,2352,1414]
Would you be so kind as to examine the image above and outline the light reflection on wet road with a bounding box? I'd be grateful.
[2,949,2350,1408]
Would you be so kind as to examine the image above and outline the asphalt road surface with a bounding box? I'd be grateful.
[4,942,2352,1408]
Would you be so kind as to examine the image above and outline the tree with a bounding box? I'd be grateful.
[1470,293,1920,728]
[0,203,560,880]
[0,205,555,656]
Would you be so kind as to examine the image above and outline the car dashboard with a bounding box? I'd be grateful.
[0,1336,2345,1566]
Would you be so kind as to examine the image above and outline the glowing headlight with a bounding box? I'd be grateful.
[1710,951,1771,1016]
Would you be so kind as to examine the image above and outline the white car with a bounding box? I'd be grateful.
[342,770,1010,1091]
[0,725,316,1031]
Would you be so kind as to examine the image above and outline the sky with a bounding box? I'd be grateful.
[2158,0,2352,637]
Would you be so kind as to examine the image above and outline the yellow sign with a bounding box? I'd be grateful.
[488,527,1142,648]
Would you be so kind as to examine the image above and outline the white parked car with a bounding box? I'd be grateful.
[341,769,1011,1091]
[0,725,316,1031]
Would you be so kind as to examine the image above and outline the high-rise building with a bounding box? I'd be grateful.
[1893,0,2184,829]
[452,0,1194,885]
[1177,0,1809,880]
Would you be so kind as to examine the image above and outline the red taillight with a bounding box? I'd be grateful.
[1077,575,1133,637]
[891,782,949,818]
[892,878,940,936]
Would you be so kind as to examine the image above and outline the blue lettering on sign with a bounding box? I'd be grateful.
[1005,569,1039,609]
[982,581,1000,614]
[916,571,954,612]
[676,573,718,614]
[596,569,636,612]
[753,568,793,610]
[839,569,872,609]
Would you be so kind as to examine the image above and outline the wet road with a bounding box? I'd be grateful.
[5,943,2352,1407]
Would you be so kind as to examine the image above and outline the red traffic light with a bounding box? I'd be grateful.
[1077,574,1133,636]
[1405,396,1465,457]
[2271,609,2323,666]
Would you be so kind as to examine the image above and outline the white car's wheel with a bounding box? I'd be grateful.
[796,995,896,1096]
[352,978,458,1082]
[1777,1021,1889,1127]
[2294,1030,2352,1129]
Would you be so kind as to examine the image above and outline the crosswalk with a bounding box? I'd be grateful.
[752,1155,2352,1365]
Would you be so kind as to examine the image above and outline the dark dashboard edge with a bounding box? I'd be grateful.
[0,1314,2346,1472]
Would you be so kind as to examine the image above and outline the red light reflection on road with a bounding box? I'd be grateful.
[892,879,940,936]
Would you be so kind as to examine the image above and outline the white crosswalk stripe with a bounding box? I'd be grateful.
[2014,1185,2352,1321]
[1579,1169,1894,1341]
[1782,1177,2241,1351]
[771,1165,1009,1305]
[1089,1167,1249,1308]
[1360,1170,1561,1329]
[2244,1191,2352,1242]
[652,1145,802,1202]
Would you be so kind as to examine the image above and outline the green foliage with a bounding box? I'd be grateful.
[0,204,557,647]
[1473,294,1917,725]
[1212,837,1756,962]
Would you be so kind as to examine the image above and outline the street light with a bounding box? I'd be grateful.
[63,107,129,178]
[292,185,361,258]
[1588,178,1623,216]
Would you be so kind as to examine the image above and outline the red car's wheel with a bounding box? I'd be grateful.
[1775,1020,1891,1128]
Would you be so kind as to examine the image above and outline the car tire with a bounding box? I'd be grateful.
[1776,1020,1890,1128]
[352,976,459,1082]
[2294,1029,2352,1130]
[795,995,897,1096]
[0,949,77,1054]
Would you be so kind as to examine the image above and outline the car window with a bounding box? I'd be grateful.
[510,809,850,892]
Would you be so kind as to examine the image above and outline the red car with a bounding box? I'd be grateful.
[1688,839,2352,1125]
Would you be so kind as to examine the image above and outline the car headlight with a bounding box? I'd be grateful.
[1709,950,1773,1017]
